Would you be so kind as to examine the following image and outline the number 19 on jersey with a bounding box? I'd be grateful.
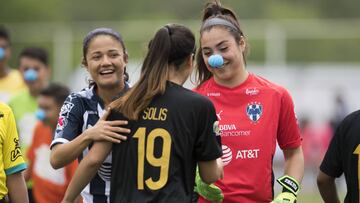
[134,127,172,190]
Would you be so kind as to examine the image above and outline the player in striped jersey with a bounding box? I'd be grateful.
[50,28,130,203]
[62,23,223,203]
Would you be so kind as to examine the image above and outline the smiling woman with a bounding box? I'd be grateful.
[83,34,128,90]
[193,1,304,203]
[49,28,131,203]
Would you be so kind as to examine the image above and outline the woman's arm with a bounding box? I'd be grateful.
[317,171,340,203]
[7,172,29,203]
[50,109,129,169]
[283,146,304,183]
[62,141,112,203]
[198,157,223,184]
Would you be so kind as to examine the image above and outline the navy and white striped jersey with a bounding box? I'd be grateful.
[50,84,128,203]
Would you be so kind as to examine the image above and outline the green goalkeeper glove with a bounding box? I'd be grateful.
[194,168,224,203]
[271,175,300,203]
[271,192,296,203]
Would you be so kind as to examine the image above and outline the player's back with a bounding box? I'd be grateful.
[109,81,221,203]
[321,110,360,203]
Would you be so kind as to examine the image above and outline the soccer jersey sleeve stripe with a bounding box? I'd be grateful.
[50,138,70,149]
[5,163,27,175]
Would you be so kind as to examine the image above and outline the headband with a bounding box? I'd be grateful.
[201,17,238,32]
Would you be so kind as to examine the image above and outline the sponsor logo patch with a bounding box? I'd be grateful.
[60,101,74,118]
[221,145,233,166]
[11,138,22,161]
[245,88,259,96]
[207,92,221,97]
[213,121,221,136]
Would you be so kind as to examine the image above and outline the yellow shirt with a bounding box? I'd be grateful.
[0,70,27,103]
[0,102,27,199]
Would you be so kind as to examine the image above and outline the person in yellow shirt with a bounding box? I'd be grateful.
[0,102,28,203]
[0,26,27,103]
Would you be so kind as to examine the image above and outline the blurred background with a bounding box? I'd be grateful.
[2,0,360,202]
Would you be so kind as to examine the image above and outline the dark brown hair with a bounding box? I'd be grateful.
[111,24,195,120]
[40,83,70,106]
[19,47,49,66]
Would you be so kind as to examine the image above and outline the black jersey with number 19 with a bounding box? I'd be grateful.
[108,81,222,203]
[320,110,360,203]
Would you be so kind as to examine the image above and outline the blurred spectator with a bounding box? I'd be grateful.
[24,83,81,203]
[0,25,26,103]
[329,91,349,133]
[8,47,51,203]
[300,117,332,171]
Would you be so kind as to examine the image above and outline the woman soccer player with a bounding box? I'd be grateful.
[193,1,304,203]
[50,28,130,203]
[62,23,223,203]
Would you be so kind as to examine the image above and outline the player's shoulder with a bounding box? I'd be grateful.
[250,73,292,101]
[108,108,126,121]
[175,85,213,107]
[340,110,360,128]
[64,86,94,105]
[0,102,12,117]
[251,74,285,91]
[193,77,214,95]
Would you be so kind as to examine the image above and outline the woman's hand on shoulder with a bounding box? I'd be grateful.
[85,108,130,143]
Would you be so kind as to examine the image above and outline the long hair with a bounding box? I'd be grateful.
[196,1,247,86]
[111,24,195,120]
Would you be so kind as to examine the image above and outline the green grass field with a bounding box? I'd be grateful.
[297,191,345,202]
[298,192,323,203]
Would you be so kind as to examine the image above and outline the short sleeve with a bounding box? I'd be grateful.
[3,106,27,175]
[319,123,344,177]
[194,98,222,161]
[277,89,302,149]
[50,94,83,148]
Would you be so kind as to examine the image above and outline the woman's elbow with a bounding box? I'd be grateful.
[201,166,223,184]
[317,171,333,188]
[85,154,104,169]
[50,153,62,169]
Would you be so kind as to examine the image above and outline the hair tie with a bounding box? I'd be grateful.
[164,25,172,35]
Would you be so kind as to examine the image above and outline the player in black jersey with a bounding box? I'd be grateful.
[50,28,130,203]
[317,110,360,203]
[62,24,223,203]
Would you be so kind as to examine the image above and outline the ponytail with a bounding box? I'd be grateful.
[111,24,195,120]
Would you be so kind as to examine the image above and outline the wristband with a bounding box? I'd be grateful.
[276,175,300,196]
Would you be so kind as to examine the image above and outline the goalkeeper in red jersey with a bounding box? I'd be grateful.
[193,1,304,203]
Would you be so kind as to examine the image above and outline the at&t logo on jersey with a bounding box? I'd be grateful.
[246,102,263,123]
[221,145,233,166]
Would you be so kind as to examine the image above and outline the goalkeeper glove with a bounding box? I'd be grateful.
[271,175,300,203]
[194,168,224,203]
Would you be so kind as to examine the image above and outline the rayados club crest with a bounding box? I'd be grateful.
[246,102,263,122]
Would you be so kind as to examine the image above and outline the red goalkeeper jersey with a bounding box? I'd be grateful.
[195,73,301,203]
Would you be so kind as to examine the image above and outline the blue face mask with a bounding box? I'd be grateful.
[0,47,5,61]
[208,54,224,68]
[24,69,38,82]
[35,109,46,121]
